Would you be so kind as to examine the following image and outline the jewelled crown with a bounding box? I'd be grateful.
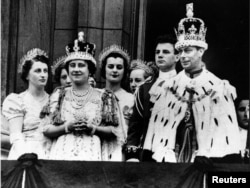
[99,44,130,68]
[52,55,67,75]
[130,59,154,75]
[175,3,208,50]
[18,48,48,73]
[65,31,96,66]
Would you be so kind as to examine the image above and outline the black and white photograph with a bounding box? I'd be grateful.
[1,0,249,187]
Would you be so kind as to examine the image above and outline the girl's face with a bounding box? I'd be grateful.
[60,68,71,86]
[27,61,48,88]
[129,69,146,93]
[105,57,124,84]
[88,77,96,87]
[68,60,89,85]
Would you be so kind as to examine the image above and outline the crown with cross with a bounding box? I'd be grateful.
[175,3,208,51]
[65,31,96,66]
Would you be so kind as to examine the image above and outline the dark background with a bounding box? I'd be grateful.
[144,0,249,99]
[1,0,249,101]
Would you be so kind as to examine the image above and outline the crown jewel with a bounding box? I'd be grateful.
[19,48,48,73]
[65,31,96,56]
[65,31,96,66]
[175,3,208,50]
[99,44,130,68]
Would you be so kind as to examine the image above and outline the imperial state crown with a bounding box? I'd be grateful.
[175,3,208,51]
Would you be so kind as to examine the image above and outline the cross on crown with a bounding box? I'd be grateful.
[66,31,96,56]
[175,3,208,50]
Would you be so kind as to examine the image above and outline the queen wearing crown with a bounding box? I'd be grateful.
[44,32,119,161]
[2,48,52,159]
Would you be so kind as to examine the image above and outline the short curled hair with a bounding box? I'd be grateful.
[64,60,96,76]
[155,35,178,54]
[100,53,129,82]
[21,55,50,83]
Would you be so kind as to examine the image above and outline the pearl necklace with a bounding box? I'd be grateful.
[70,87,93,109]
[72,87,90,97]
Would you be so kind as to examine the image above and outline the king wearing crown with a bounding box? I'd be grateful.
[175,3,207,51]
[143,3,241,164]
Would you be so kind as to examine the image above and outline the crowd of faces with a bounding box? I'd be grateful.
[32,41,206,94]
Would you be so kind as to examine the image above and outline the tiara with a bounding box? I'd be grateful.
[52,55,67,75]
[99,44,130,68]
[130,59,154,75]
[175,3,208,50]
[65,31,96,66]
[18,48,48,73]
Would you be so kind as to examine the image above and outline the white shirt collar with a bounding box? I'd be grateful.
[149,69,177,102]
[158,69,177,80]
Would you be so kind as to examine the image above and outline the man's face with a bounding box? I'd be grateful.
[178,46,204,72]
[155,43,178,72]
[237,99,249,129]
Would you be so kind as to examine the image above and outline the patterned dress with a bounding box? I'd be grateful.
[48,87,105,161]
[144,69,241,162]
[2,91,51,159]
[101,89,134,161]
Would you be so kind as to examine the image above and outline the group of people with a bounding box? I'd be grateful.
[1,4,249,163]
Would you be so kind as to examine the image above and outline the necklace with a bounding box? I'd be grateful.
[70,87,93,109]
[72,87,90,97]
[170,86,212,104]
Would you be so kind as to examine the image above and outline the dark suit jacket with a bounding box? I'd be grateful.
[126,77,157,161]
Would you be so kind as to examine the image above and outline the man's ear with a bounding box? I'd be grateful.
[175,53,180,62]
[198,48,205,57]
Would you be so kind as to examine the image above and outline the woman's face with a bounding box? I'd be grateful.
[68,60,89,85]
[237,99,249,129]
[105,57,124,84]
[60,68,71,86]
[129,69,146,93]
[88,77,96,87]
[26,61,48,88]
